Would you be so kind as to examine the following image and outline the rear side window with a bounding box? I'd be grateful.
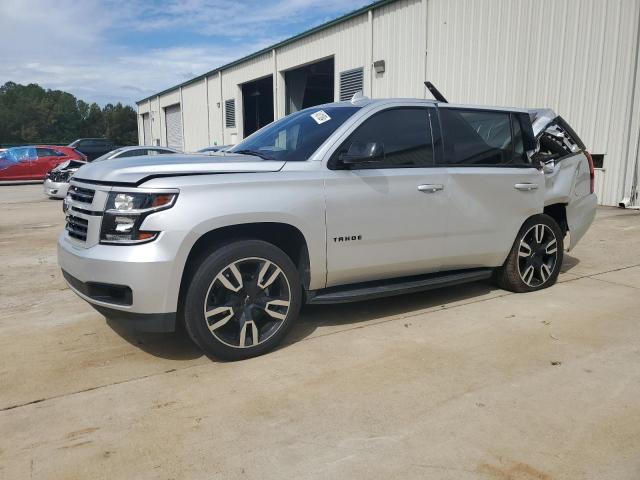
[36,148,59,157]
[334,108,435,168]
[117,149,146,158]
[438,108,528,166]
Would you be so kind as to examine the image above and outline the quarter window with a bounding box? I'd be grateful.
[333,108,435,169]
[438,108,528,165]
[36,148,59,157]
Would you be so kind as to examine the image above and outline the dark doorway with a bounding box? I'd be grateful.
[285,57,334,114]
[242,76,274,137]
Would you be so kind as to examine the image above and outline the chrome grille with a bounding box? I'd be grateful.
[65,214,89,242]
[68,185,95,204]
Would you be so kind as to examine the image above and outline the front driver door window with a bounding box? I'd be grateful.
[323,107,449,287]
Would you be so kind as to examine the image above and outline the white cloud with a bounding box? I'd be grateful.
[0,0,371,105]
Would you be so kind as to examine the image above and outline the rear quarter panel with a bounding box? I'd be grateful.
[544,152,597,249]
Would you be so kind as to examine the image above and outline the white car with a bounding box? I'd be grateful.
[45,146,179,199]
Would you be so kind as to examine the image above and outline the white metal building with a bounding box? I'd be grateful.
[136,0,640,207]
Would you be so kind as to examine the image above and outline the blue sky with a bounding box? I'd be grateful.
[0,0,372,106]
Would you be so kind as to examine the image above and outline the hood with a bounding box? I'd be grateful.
[73,153,286,185]
[52,159,87,172]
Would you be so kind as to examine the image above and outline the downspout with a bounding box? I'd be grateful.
[179,86,185,151]
[205,76,211,147]
[619,5,640,208]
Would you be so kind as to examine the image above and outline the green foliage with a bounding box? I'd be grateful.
[0,82,138,146]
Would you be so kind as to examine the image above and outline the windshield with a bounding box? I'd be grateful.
[228,106,360,161]
[93,148,122,162]
[0,147,36,164]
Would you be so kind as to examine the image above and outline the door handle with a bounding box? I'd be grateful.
[514,183,539,191]
[418,184,444,193]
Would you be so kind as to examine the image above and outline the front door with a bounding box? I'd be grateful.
[324,106,448,287]
[0,147,37,180]
[436,107,545,269]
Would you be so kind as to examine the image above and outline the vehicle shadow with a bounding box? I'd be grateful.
[106,318,204,361]
[107,257,577,361]
[560,254,580,273]
[283,280,501,348]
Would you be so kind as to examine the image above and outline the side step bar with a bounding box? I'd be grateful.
[306,268,493,305]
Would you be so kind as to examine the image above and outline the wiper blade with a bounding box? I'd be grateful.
[233,149,274,160]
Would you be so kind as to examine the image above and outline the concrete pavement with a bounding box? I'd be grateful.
[1,184,639,479]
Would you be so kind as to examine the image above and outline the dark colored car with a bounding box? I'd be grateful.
[68,138,116,161]
[0,145,85,181]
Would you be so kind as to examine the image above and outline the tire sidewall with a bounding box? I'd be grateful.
[503,214,564,292]
[184,240,302,360]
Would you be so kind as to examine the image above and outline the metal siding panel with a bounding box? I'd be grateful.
[181,80,208,151]
[372,0,426,99]
[158,90,180,107]
[206,74,223,147]
[142,114,151,146]
[427,0,640,205]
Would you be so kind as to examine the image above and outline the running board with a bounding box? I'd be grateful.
[306,268,493,305]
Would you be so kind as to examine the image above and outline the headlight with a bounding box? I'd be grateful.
[100,191,177,244]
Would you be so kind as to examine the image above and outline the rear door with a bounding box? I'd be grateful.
[35,148,64,177]
[324,106,448,287]
[437,107,544,269]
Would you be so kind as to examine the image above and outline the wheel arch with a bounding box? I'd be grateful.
[543,203,568,236]
[178,222,311,318]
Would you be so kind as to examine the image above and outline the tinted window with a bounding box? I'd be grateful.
[148,149,172,155]
[117,149,146,158]
[229,106,360,161]
[6,147,37,163]
[334,108,434,168]
[36,148,59,157]
[439,109,528,165]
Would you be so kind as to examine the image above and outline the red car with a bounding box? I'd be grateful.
[0,145,86,181]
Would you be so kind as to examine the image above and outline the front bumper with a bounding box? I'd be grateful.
[43,179,70,199]
[57,232,180,332]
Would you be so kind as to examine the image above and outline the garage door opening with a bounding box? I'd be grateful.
[285,57,334,114]
[242,76,274,137]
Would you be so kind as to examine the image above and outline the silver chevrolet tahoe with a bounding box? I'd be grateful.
[58,96,597,360]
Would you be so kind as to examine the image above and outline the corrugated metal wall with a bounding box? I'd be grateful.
[137,0,639,205]
[426,0,640,205]
[181,80,208,151]
[372,0,426,98]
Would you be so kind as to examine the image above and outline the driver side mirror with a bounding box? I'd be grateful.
[339,141,384,165]
[541,157,555,174]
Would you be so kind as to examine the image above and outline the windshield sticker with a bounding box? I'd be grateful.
[311,110,331,125]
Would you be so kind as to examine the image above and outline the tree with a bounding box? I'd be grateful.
[0,81,138,146]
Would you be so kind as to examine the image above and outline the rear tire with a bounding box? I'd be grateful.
[183,240,302,360]
[495,214,564,293]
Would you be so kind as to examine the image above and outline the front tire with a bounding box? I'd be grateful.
[183,240,302,360]
[495,214,564,293]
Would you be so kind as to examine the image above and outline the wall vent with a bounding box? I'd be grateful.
[339,68,364,101]
[225,99,236,128]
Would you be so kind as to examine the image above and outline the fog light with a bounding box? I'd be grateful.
[114,216,135,232]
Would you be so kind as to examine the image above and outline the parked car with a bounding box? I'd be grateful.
[43,159,87,199]
[58,97,596,360]
[45,146,179,200]
[0,145,85,181]
[68,138,115,161]
[91,145,180,162]
[197,145,231,154]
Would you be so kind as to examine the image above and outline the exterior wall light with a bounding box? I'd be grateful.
[373,60,385,74]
